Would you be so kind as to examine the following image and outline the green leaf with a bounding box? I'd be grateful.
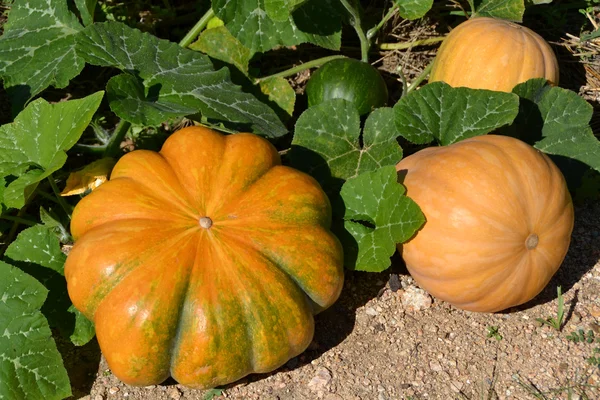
[473,0,526,22]
[5,226,67,274]
[0,0,84,111]
[394,82,519,146]
[395,0,434,20]
[507,79,600,172]
[68,305,95,347]
[0,261,71,400]
[0,92,104,209]
[40,207,71,243]
[265,0,309,21]
[74,0,98,26]
[290,100,402,192]
[340,166,425,272]
[189,25,252,75]
[106,74,197,126]
[259,77,296,119]
[77,21,286,137]
[212,0,342,54]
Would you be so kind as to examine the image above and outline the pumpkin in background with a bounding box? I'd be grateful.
[65,126,344,389]
[429,17,559,92]
[396,135,574,313]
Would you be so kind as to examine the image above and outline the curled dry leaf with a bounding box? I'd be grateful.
[61,157,116,196]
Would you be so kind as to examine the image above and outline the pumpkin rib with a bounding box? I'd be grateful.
[170,230,314,388]
[213,165,332,230]
[109,150,198,217]
[67,219,198,319]
[215,224,344,312]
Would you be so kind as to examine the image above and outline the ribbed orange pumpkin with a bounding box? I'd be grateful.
[396,135,574,312]
[65,126,344,388]
[429,17,559,92]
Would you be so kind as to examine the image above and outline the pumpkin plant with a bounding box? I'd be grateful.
[395,135,574,312]
[64,126,344,388]
[429,17,559,92]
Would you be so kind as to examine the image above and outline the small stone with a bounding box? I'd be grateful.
[589,304,600,318]
[108,387,119,395]
[401,286,432,311]
[93,395,104,400]
[168,387,181,400]
[365,307,379,316]
[308,367,332,391]
[429,360,443,372]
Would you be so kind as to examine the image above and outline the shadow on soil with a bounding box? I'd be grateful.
[55,334,102,399]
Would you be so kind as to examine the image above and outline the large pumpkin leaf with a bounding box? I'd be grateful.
[0,92,104,209]
[74,0,98,26]
[508,79,600,173]
[77,22,286,137]
[473,0,526,22]
[265,0,309,21]
[212,0,342,55]
[189,25,253,76]
[5,226,66,274]
[5,225,96,346]
[0,0,85,111]
[290,100,402,193]
[393,82,519,146]
[395,0,434,20]
[340,166,425,272]
[190,25,296,119]
[0,261,71,400]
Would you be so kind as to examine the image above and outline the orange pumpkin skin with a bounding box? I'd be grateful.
[396,135,574,313]
[65,126,344,389]
[429,17,559,92]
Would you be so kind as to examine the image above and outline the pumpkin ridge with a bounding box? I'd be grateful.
[170,229,314,388]
[216,225,343,311]
[109,151,200,219]
[213,228,320,311]
[70,221,198,318]
[203,133,281,216]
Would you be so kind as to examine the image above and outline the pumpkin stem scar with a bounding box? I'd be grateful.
[525,233,539,250]
[199,217,213,229]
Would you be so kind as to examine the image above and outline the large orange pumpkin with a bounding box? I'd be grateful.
[429,17,559,92]
[396,135,574,312]
[65,126,344,388]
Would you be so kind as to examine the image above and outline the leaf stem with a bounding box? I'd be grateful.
[104,119,131,158]
[0,215,37,227]
[73,143,107,155]
[254,55,347,84]
[338,0,370,62]
[366,3,398,41]
[179,7,215,48]
[407,61,434,93]
[47,175,73,218]
[379,36,445,50]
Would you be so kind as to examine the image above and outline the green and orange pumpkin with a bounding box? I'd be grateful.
[65,126,344,388]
